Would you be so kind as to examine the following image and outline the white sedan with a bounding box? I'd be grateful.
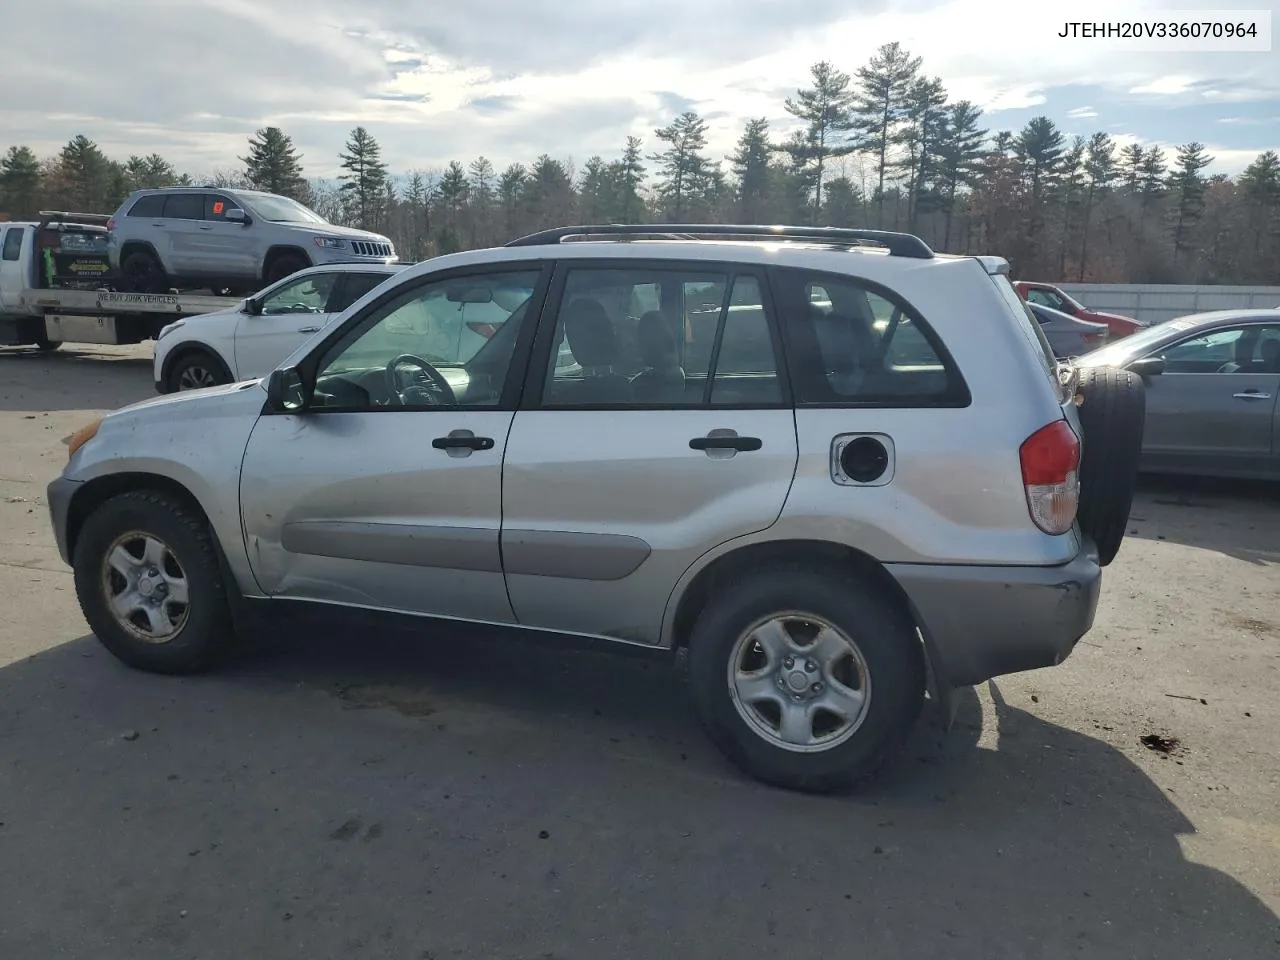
[152,264,408,393]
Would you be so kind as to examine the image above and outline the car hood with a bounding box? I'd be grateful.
[1087,309,1137,323]
[271,221,392,244]
[105,378,265,423]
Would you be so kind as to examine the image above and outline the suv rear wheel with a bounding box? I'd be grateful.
[688,563,925,793]
[120,249,167,293]
[264,253,309,285]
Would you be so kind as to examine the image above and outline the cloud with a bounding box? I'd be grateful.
[1,0,1275,182]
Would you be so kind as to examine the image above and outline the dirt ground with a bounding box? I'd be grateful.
[1,343,1277,959]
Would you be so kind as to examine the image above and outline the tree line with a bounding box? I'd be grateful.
[2,42,1278,285]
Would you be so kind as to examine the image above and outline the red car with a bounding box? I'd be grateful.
[1012,281,1142,339]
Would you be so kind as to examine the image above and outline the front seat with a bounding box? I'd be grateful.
[556,297,632,405]
[630,311,687,403]
[1259,338,1280,373]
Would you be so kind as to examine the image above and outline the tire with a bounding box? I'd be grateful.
[35,337,62,352]
[120,249,167,293]
[1075,366,1145,566]
[264,253,309,285]
[166,349,228,392]
[72,490,236,674]
[687,563,925,794]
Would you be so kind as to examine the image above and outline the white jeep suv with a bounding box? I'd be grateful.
[48,224,1145,793]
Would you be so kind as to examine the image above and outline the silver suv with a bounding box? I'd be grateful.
[106,186,397,295]
[46,225,1145,793]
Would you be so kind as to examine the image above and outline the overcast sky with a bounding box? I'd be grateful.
[5,0,1278,181]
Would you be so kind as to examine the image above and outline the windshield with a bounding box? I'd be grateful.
[241,194,328,224]
[1084,317,1200,366]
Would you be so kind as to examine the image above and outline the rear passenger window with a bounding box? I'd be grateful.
[774,268,968,407]
[540,267,784,408]
[126,195,165,218]
[161,194,204,220]
[330,272,390,313]
[1,229,22,261]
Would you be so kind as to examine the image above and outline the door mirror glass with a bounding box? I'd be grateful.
[266,366,309,412]
[1130,356,1165,378]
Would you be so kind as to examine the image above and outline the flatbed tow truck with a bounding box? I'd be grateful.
[0,211,239,350]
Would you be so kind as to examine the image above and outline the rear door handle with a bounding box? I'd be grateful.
[198,225,213,231]
[297,326,320,334]
[1233,391,1272,400]
[432,429,494,457]
[689,429,762,458]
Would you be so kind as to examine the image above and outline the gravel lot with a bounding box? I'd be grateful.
[1,343,1278,959]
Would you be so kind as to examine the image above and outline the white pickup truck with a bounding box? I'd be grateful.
[0,212,238,350]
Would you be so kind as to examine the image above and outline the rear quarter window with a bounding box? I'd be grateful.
[770,266,970,407]
[991,273,1059,379]
[126,195,166,218]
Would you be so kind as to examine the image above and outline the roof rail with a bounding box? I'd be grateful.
[38,210,113,225]
[504,223,935,259]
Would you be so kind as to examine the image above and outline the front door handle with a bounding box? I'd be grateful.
[1233,391,1273,401]
[198,225,213,231]
[689,428,762,458]
[297,325,320,334]
[432,429,494,457]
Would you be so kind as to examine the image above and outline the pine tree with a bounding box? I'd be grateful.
[616,136,646,223]
[934,101,987,249]
[52,135,116,212]
[468,156,496,244]
[435,161,469,253]
[650,111,715,220]
[522,155,575,227]
[1120,143,1144,191]
[402,170,431,259]
[852,41,922,227]
[1168,142,1213,266]
[242,127,307,199]
[498,163,527,237]
[0,145,42,219]
[729,118,776,222]
[783,61,858,215]
[821,176,863,226]
[337,126,389,229]
[1078,132,1118,280]
[894,75,949,231]
[577,156,614,222]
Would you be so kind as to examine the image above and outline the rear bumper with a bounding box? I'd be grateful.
[887,539,1102,689]
[47,476,81,565]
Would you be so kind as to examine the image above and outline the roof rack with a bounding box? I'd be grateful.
[504,223,935,259]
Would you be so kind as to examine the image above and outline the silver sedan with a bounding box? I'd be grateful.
[1026,302,1109,358]
[1077,309,1280,480]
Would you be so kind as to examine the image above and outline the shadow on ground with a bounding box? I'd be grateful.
[0,346,153,413]
[1,621,1277,959]
[1128,474,1280,564]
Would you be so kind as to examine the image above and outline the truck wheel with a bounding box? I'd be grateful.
[72,490,236,674]
[35,337,63,352]
[121,250,167,293]
[264,254,308,285]
[687,563,925,794]
[1075,367,1146,566]
[167,350,228,392]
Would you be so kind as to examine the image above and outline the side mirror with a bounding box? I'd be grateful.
[1129,356,1164,379]
[265,366,308,412]
[244,298,262,316]
[225,208,250,225]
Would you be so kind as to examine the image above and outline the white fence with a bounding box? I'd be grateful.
[1054,284,1280,327]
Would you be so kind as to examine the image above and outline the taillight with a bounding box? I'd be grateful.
[466,321,499,338]
[1019,419,1080,535]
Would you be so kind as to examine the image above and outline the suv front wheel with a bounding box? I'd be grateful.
[72,490,237,674]
[688,563,925,793]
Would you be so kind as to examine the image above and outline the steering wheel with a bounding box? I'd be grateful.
[386,354,456,406]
